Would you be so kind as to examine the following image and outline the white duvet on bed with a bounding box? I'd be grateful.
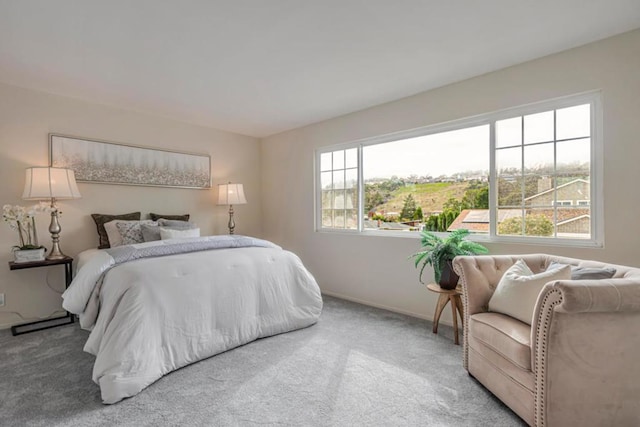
[62,238,322,404]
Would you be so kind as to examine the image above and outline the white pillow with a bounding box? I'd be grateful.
[488,259,571,325]
[159,227,200,240]
[104,220,156,247]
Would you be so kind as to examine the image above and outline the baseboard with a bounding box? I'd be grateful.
[0,310,67,331]
[1,296,454,330]
[320,290,455,328]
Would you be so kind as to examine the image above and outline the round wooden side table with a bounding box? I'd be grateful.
[426,283,464,345]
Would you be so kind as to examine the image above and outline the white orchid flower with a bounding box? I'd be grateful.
[2,204,45,249]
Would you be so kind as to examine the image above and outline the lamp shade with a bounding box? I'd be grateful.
[217,183,247,205]
[22,167,81,200]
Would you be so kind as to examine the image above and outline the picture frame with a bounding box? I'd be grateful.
[49,134,211,189]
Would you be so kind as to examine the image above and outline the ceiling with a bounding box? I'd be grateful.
[1,1,639,138]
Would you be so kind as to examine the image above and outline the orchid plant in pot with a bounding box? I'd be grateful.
[410,228,488,289]
[2,204,49,262]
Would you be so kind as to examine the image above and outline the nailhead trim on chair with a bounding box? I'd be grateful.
[533,288,563,427]
[453,260,471,370]
[454,258,500,371]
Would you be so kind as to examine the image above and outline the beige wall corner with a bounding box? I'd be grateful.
[260,29,640,325]
[0,83,262,329]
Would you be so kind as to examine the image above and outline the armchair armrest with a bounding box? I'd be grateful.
[532,278,640,365]
[531,279,640,426]
[549,278,640,313]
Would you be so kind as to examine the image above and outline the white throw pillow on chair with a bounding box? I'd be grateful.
[488,259,571,325]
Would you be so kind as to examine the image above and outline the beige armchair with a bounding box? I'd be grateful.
[453,254,640,426]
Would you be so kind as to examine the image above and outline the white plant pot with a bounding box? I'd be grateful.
[13,248,46,263]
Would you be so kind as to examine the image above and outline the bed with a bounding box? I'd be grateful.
[62,235,323,404]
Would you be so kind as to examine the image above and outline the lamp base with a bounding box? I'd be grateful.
[228,204,235,235]
[45,246,67,260]
[45,200,67,260]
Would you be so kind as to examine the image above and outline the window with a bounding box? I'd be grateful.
[362,125,489,232]
[319,148,358,229]
[315,92,602,246]
[495,101,594,240]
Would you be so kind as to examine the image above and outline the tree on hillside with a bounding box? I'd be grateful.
[423,197,463,231]
[498,215,553,236]
[443,197,463,212]
[421,181,489,232]
[365,189,384,213]
[497,176,540,206]
[423,210,458,232]
[378,176,405,193]
[413,206,424,221]
[400,194,417,220]
[462,185,489,209]
[364,177,407,213]
[496,169,586,207]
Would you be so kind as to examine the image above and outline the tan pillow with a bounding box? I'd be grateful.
[489,259,571,325]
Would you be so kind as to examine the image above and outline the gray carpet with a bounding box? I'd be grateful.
[0,296,525,427]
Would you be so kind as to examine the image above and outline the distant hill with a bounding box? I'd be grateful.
[371,182,469,215]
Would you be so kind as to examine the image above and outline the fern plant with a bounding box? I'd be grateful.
[410,229,488,284]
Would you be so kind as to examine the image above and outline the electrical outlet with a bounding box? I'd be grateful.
[0,293,4,307]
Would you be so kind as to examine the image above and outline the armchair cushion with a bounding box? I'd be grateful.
[488,260,571,325]
[470,312,532,371]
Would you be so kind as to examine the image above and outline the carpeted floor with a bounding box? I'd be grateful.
[0,296,525,427]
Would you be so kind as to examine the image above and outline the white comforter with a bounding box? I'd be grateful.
[62,237,323,404]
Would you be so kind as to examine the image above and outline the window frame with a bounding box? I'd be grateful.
[314,91,603,247]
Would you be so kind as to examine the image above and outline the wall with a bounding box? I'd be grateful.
[261,29,640,325]
[0,83,261,329]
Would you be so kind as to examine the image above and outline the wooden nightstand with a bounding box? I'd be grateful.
[8,256,74,336]
[427,283,464,345]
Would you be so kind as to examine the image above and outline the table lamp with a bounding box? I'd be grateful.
[217,182,247,234]
[22,167,81,260]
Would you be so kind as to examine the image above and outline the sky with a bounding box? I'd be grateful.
[360,104,591,178]
[363,125,490,178]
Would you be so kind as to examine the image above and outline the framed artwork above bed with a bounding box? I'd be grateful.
[49,134,211,189]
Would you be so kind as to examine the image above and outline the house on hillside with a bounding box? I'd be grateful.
[448,178,591,235]
[525,178,590,206]
[557,214,590,234]
[447,209,521,233]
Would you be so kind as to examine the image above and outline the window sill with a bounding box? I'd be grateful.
[316,228,603,248]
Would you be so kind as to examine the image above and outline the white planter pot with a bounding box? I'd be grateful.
[13,248,46,263]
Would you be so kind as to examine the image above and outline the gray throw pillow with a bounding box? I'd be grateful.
[116,221,146,245]
[548,262,616,280]
[140,224,164,242]
[571,267,616,280]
